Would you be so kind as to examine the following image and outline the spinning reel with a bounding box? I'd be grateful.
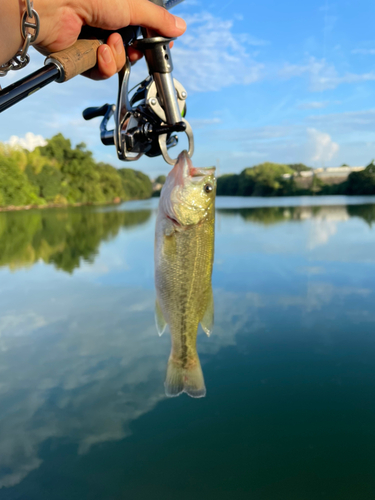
[82,34,194,165]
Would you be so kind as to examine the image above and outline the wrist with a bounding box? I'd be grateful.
[0,0,23,66]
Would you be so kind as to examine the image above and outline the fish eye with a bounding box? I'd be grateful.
[204,183,213,193]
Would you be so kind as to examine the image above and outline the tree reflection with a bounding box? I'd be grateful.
[0,207,151,273]
[347,204,375,226]
[218,204,375,226]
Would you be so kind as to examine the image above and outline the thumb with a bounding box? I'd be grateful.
[128,0,186,37]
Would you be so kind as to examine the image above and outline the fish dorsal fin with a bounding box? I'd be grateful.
[155,298,167,336]
[200,287,214,337]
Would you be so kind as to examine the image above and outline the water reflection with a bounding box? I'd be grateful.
[0,286,240,490]
[0,202,373,274]
[0,207,151,272]
[1,198,375,498]
[217,203,375,226]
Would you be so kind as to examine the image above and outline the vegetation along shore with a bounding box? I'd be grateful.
[0,134,153,210]
[216,162,375,197]
[1,134,375,211]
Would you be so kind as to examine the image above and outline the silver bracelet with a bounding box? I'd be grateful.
[0,0,40,77]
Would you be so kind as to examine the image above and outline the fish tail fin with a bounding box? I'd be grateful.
[165,354,206,399]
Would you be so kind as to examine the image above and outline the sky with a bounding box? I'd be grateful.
[2,0,375,177]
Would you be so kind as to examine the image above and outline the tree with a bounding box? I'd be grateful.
[118,168,153,200]
[155,175,166,184]
[288,163,312,173]
[238,162,294,197]
[0,156,42,207]
[347,161,375,195]
[26,164,63,202]
[217,174,239,196]
[97,163,125,202]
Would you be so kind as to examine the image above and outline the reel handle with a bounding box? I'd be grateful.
[83,104,111,121]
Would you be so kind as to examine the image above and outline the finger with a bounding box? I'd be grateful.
[106,33,126,72]
[128,0,186,37]
[84,44,116,80]
[127,46,143,64]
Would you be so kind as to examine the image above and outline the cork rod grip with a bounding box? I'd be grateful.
[48,39,102,82]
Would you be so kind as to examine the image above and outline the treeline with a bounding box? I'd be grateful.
[0,207,151,273]
[217,162,375,197]
[0,134,153,208]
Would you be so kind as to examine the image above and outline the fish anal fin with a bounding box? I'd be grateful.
[155,299,167,336]
[200,287,214,337]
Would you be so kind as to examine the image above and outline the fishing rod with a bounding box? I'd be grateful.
[0,0,193,165]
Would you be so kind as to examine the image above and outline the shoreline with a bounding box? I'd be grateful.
[2,193,375,213]
[0,198,128,213]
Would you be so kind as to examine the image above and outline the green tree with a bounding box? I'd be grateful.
[288,163,312,172]
[0,156,42,207]
[26,164,63,202]
[347,161,375,195]
[217,174,239,196]
[97,163,125,201]
[155,175,166,184]
[238,162,294,196]
[118,168,153,200]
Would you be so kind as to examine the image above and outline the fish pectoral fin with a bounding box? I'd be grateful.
[164,218,175,237]
[200,287,214,337]
[155,299,167,336]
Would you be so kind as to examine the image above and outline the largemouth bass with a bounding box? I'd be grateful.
[154,150,216,398]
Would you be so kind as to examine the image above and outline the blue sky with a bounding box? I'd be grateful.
[2,0,375,177]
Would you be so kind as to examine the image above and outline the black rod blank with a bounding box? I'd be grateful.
[0,64,60,113]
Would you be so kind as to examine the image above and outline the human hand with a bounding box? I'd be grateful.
[1,0,186,80]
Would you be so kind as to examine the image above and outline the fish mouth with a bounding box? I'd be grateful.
[175,151,216,181]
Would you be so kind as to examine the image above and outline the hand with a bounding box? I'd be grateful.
[0,0,186,80]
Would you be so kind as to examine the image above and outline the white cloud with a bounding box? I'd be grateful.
[189,117,222,128]
[307,128,339,163]
[7,132,47,151]
[298,101,329,110]
[172,12,266,92]
[351,48,375,55]
[280,57,375,91]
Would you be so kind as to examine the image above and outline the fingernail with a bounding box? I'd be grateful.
[101,46,112,64]
[115,37,123,55]
[174,16,186,32]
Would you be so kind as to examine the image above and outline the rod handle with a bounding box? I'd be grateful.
[47,39,102,82]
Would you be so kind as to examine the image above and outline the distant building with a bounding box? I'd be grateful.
[283,166,365,186]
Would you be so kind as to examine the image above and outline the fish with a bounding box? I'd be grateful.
[154,150,216,398]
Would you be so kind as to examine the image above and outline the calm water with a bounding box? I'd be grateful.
[1,196,375,499]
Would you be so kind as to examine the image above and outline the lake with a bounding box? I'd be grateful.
[1,195,375,499]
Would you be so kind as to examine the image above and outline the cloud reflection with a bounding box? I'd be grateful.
[0,285,246,488]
